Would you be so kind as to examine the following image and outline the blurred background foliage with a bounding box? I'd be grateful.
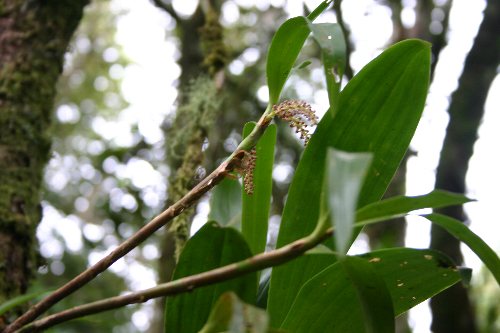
[28,0,499,332]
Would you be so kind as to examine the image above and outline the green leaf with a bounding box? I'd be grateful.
[424,213,500,285]
[342,256,395,333]
[266,16,309,105]
[308,22,346,112]
[355,190,473,225]
[280,248,460,332]
[280,258,365,332]
[242,123,277,255]
[165,222,257,333]
[329,39,430,208]
[306,0,334,21]
[360,248,461,315]
[267,254,336,327]
[265,0,334,105]
[209,178,242,228]
[268,39,431,327]
[325,148,372,256]
[199,292,269,333]
[0,290,51,316]
[295,60,312,70]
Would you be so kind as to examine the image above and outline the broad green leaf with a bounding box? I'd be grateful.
[424,213,500,285]
[165,222,257,333]
[242,123,277,255]
[355,190,472,225]
[265,0,332,104]
[266,16,309,105]
[267,254,336,327]
[308,22,346,112]
[360,248,461,315]
[328,39,430,207]
[209,178,242,227]
[325,148,373,256]
[199,292,269,333]
[268,39,431,327]
[0,290,50,316]
[342,256,395,333]
[281,258,365,332]
[280,248,460,332]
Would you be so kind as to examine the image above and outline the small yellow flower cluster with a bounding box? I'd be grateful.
[243,147,257,195]
[273,100,318,145]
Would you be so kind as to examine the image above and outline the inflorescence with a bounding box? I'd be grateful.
[243,147,257,195]
[273,99,318,145]
[234,100,317,195]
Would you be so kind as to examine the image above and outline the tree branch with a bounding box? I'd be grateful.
[151,0,181,23]
[429,0,452,79]
[333,0,354,79]
[18,228,333,332]
[5,110,275,333]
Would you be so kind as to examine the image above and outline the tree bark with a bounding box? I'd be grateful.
[430,0,500,332]
[152,3,225,332]
[0,0,88,328]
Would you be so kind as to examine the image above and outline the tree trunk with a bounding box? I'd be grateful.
[430,0,500,332]
[152,3,226,332]
[0,0,88,328]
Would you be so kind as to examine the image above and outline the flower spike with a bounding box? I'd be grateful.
[273,99,318,145]
[243,147,257,195]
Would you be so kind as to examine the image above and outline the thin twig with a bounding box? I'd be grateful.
[152,0,181,22]
[18,229,334,332]
[5,110,274,333]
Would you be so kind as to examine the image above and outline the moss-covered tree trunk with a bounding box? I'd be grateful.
[0,0,87,327]
[430,0,500,332]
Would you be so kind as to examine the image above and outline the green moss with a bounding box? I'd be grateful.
[164,75,223,259]
[167,76,221,166]
[0,0,88,302]
[164,6,228,258]
[199,8,228,75]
